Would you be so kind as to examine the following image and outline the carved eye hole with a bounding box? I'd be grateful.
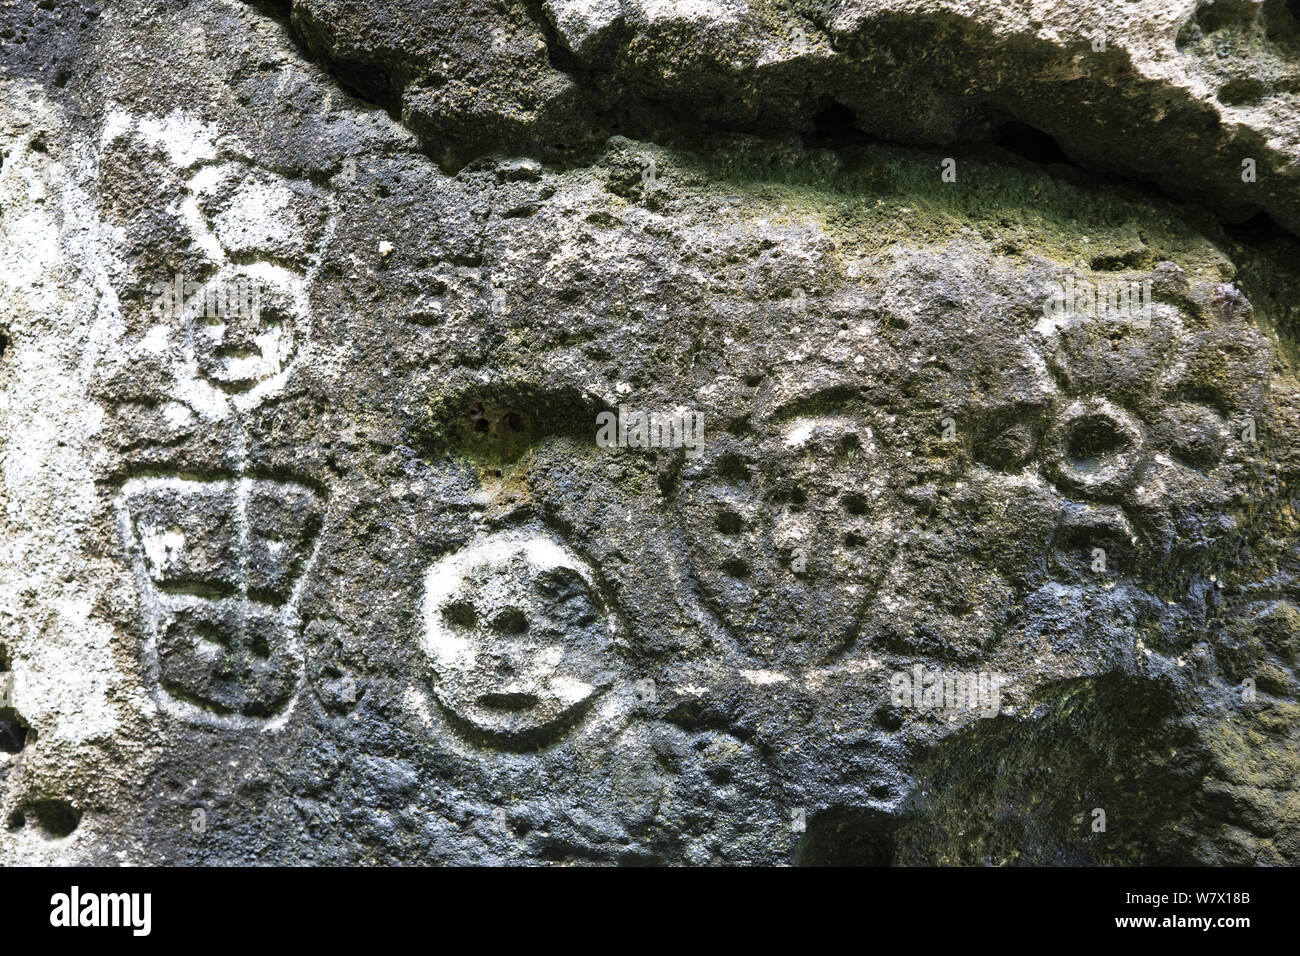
[489,607,529,634]
[258,303,291,329]
[1064,416,1131,472]
[442,601,477,629]
[975,422,1036,471]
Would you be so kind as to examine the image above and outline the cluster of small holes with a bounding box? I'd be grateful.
[465,403,528,436]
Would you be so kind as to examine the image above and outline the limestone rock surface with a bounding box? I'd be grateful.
[0,0,1298,864]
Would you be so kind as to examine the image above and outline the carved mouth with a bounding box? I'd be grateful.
[477,692,540,712]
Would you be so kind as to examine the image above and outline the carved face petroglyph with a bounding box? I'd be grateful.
[421,529,620,748]
[962,306,1270,594]
[185,263,305,394]
[674,258,1280,670]
[121,477,325,723]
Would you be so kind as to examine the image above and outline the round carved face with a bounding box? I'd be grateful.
[421,531,619,748]
[187,264,302,393]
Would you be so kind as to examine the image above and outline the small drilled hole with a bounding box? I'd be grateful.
[720,558,750,579]
[490,607,529,634]
[716,510,743,534]
[842,493,868,516]
[874,705,903,730]
[713,454,750,483]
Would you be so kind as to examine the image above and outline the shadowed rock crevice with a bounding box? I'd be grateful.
[243,0,1300,238]
[795,805,906,866]
[892,674,1226,865]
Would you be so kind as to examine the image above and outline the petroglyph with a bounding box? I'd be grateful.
[421,527,622,750]
[119,476,326,725]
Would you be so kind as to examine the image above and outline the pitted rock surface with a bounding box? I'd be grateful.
[0,0,1297,864]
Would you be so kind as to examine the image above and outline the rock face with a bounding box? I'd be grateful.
[0,0,1297,865]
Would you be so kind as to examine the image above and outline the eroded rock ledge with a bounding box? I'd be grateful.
[275,0,1300,234]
